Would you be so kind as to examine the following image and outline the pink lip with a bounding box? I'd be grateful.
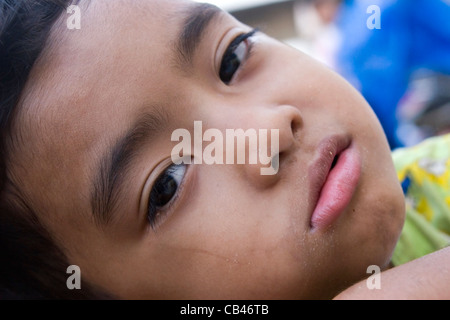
[308,135,362,230]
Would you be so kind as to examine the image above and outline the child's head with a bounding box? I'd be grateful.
[0,0,405,299]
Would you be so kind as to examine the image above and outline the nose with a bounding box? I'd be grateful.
[241,104,303,188]
[275,105,303,153]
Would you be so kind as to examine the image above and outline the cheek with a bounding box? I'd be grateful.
[139,166,315,298]
[263,43,378,129]
[165,167,297,258]
[357,151,405,247]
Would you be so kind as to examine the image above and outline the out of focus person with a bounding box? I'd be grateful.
[334,0,450,149]
[293,0,343,68]
[397,71,450,146]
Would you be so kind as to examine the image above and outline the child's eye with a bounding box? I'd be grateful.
[219,30,257,85]
[147,163,187,229]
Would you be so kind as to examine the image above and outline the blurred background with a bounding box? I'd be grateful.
[196,0,450,149]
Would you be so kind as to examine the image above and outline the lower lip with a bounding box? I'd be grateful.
[310,144,362,230]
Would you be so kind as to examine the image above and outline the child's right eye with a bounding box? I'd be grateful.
[219,30,257,85]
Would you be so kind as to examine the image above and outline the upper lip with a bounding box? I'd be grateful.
[307,134,351,217]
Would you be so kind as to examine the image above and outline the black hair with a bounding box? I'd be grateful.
[0,0,109,299]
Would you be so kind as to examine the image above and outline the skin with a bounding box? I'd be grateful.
[334,247,450,300]
[9,0,406,299]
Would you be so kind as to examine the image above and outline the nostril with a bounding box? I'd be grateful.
[291,118,302,139]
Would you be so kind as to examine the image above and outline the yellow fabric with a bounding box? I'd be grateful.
[391,134,450,266]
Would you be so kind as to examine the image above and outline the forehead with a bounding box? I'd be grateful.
[17,0,183,146]
[12,0,221,211]
[20,0,216,136]
[20,0,184,122]
[23,0,223,124]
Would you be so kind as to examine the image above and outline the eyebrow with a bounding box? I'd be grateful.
[91,108,169,226]
[176,3,222,66]
[90,4,222,225]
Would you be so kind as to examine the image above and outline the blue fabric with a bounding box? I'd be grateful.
[336,0,450,149]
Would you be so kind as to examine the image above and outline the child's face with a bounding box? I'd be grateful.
[14,0,405,299]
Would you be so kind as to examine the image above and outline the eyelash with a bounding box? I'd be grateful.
[219,29,258,85]
[147,163,188,230]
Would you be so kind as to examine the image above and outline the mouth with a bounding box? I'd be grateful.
[308,134,362,230]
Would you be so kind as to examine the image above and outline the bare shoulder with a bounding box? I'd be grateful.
[334,247,450,300]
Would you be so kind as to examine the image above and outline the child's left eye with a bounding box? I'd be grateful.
[147,163,187,229]
[219,30,257,85]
